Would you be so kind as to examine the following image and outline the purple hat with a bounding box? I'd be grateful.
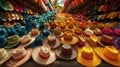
[101,28,113,36]
[113,29,120,36]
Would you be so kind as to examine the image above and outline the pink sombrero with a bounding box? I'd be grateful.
[6,47,32,67]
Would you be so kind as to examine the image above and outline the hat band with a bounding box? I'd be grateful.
[13,55,26,61]
[39,52,50,59]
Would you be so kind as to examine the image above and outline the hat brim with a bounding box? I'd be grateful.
[32,46,56,65]
[55,46,77,60]
[95,47,120,66]
[6,48,32,67]
[97,36,106,47]
[4,39,21,48]
[0,49,12,65]
[61,36,79,45]
[76,48,101,67]
[53,32,64,37]
[43,38,61,49]
[19,35,35,47]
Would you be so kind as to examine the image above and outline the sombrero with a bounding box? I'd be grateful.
[112,37,120,51]
[76,46,101,67]
[32,45,56,65]
[43,35,61,49]
[4,35,21,48]
[61,30,79,45]
[0,0,10,11]
[97,35,113,47]
[55,44,77,60]
[52,27,63,37]
[95,46,120,66]
[19,35,35,47]
[29,28,40,38]
[6,47,32,67]
[84,27,94,36]
[0,48,12,65]
[73,28,83,36]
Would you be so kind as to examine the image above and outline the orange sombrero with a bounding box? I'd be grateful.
[95,46,120,66]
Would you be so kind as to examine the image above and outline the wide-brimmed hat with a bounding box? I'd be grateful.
[0,48,12,65]
[84,27,94,36]
[61,30,79,45]
[6,47,32,67]
[55,44,77,60]
[97,35,113,47]
[53,27,63,37]
[19,35,35,47]
[4,35,21,48]
[95,46,120,66]
[29,28,40,38]
[73,28,83,36]
[43,35,61,49]
[76,46,101,67]
[32,45,56,65]
[0,0,10,11]
[0,36,7,47]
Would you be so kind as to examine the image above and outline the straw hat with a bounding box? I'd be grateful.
[55,44,77,60]
[76,46,101,67]
[0,48,12,65]
[29,28,40,38]
[53,27,63,37]
[97,35,113,47]
[73,28,83,36]
[61,30,79,45]
[6,47,32,67]
[4,35,21,48]
[19,35,35,47]
[32,45,56,65]
[84,27,94,36]
[43,35,61,49]
[95,46,120,66]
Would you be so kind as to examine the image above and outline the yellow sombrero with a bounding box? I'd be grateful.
[76,46,101,67]
[61,30,79,45]
[95,46,120,66]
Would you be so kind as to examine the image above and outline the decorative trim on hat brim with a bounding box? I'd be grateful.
[4,39,21,48]
[55,46,77,60]
[43,38,61,49]
[32,46,56,65]
[61,36,79,45]
[76,48,101,67]
[6,48,32,67]
[95,47,120,66]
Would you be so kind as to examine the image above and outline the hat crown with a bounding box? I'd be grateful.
[8,35,20,44]
[53,27,62,35]
[103,46,118,60]
[85,27,93,35]
[41,45,50,54]
[48,35,56,41]
[0,48,7,59]
[81,46,93,59]
[12,47,26,60]
[64,31,73,41]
